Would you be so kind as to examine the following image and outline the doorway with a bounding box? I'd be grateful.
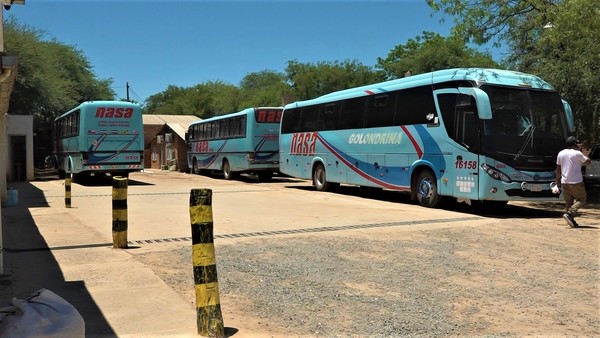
[10,135,26,182]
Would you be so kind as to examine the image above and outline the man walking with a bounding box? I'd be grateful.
[555,136,591,227]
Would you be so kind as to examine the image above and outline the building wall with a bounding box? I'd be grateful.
[143,125,163,168]
[147,128,189,172]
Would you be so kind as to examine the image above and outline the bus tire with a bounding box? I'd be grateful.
[192,159,199,175]
[222,160,237,180]
[313,163,330,191]
[415,169,441,208]
[257,171,273,181]
[58,170,66,179]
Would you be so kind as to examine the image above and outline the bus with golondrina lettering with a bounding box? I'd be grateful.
[53,100,144,179]
[279,68,575,208]
[187,107,282,181]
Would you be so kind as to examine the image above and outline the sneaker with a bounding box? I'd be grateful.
[563,213,577,228]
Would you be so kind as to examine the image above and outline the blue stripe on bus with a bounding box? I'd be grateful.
[87,134,140,163]
[413,125,446,172]
[197,141,228,168]
[310,125,444,190]
[316,133,411,190]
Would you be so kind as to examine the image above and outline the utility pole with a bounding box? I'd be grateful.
[126,82,130,102]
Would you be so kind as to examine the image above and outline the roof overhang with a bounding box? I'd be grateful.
[0,54,18,115]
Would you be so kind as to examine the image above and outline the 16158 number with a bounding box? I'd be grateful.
[455,160,477,169]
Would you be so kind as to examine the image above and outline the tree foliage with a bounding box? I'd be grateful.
[143,60,382,116]
[376,31,498,79]
[285,59,382,101]
[143,82,241,118]
[238,70,290,108]
[5,18,115,127]
[427,0,599,145]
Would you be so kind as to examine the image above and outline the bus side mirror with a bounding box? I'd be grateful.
[459,87,492,120]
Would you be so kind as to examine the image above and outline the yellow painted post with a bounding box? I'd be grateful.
[189,189,224,337]
[112,176,128,248]
[65,174,72,208]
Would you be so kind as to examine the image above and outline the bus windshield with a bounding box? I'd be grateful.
[480,85,568,170]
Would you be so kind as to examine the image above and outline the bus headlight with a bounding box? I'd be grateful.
[481,163,512,183]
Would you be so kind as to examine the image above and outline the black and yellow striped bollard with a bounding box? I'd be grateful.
[112,176,128,248]
[189,189,224,337]
[65,173,72,208]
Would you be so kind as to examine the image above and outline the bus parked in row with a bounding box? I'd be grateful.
[279,68,574,208]
[53,100,144,179]
[187,107,282,181]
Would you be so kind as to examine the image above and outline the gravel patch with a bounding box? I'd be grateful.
[136,217,599,337]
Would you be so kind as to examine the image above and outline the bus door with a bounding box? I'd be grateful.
[435,91,481,201]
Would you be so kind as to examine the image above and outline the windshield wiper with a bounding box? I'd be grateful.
[514,125,536,160]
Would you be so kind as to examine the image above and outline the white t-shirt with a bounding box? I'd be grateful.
[556,148,589,184]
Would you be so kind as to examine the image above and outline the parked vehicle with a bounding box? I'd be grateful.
[279,68,574,208]
[583,143,600,191]
[53,100,145,179]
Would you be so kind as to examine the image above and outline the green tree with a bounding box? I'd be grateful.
[143,85,194,115]
[376,31,498,79]
[143,81,241,118]
[285,59,381,101]
[4,18,115,127]
[427,0,599,145]
[239,70,291,108]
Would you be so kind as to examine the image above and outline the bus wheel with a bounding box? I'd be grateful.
[222,160,237,180]
[58,170,66,179]
[416,170,441,208]
[313,163,330,191]
[192,159,199,175]
[257,171,273,181]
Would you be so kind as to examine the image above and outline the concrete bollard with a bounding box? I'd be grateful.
[112,176,128,248]
[65,174,72,208]
[189,189,224,337]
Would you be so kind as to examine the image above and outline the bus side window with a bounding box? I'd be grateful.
[395,87,437,126]
[437,93,479,152]
[437,94,457,138]
[281,108,301,134]
[239,116,247,137]
[366,93,395,128]
[320,103,339,131]
[339,97,366,130]
[299,106,319,132]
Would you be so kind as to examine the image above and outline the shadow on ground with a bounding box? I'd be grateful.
[286,182,600,220]
[1,180,116,337]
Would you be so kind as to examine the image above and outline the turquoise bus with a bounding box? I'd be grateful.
[279,68,574,208]
[187,107,283,181]
[53,100,144,179]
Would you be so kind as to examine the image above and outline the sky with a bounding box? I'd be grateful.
[4,0,500,105]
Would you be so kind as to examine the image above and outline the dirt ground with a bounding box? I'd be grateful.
[137,197,600,337]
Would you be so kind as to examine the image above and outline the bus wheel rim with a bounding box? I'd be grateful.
[418,179,432,199]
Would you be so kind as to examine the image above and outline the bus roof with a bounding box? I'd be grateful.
[189,106,283,126]
[284,68,556,109]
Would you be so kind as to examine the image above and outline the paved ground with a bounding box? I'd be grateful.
[0,172,199,337]
[0,170,598,337]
